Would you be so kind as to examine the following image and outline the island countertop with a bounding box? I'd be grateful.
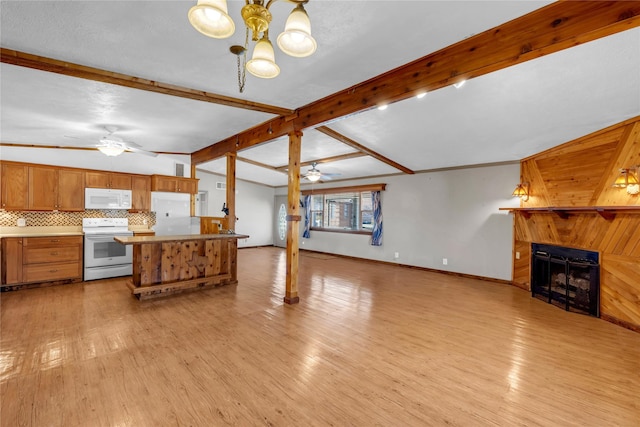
[114,233,249,245]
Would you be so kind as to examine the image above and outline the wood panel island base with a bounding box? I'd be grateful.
[115,234,248,300]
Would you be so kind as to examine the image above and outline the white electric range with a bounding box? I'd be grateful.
[82,218,133,281]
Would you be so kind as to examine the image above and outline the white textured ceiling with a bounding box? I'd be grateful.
[1,1,639,187]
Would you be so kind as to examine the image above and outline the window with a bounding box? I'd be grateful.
[309,191,373,233]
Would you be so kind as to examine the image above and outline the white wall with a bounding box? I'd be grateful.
[196,170,274,248]
[276,163,521,281]
[0,146,190,176]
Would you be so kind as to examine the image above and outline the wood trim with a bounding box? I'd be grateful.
[192,2,640,164]
[298,249,513,286]
[316,126,414,174]
[226,153,236,232]
[500,206,640,221]
[600,313,640,334]
[309,227,372,236]
[0,142,187,156]
[301,183,386,195]
[0,48,293,116]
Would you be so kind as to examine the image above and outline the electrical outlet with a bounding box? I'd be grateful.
[17,218,26,227]
[515,251,521,260]
[143,219,148,225]
[442,258,448,265]
[394,252,399,259]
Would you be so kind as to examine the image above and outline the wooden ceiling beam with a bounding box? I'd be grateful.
[237,156,281,171]
[275,152,368,171]
[192,1,640,165]
[0,48,293,116]
[316,126,414,174]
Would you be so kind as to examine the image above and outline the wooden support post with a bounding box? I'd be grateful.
[226,153,237,281]
[190,164,197,217]
[285,131,302,304]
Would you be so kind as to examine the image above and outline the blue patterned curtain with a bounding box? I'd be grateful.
[303,194,312,238]
[371,191,383,246]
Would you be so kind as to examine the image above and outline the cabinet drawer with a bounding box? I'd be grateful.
[23,246,80,264]
[22,236,83,248]
[23,262,81,283]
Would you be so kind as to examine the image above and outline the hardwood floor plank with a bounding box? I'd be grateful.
[1,247,639,426]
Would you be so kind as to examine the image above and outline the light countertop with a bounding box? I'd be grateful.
[115,234,250,244]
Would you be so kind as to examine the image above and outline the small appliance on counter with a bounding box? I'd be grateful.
[82,218,133,281]
[151,192,200,236]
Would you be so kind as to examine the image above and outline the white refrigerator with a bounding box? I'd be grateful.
[151,192,200,236]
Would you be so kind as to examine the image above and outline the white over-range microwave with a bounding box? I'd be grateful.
[85,188,132,210]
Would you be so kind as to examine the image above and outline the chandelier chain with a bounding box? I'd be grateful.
[236,27,249,93]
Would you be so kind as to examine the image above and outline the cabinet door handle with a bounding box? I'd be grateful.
[49,269,58,273]
[50,239,60,243]
[50,252,58,256]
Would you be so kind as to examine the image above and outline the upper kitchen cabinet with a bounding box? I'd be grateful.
[130,175,151,212]
[29,165,84,211]
[151,175,198,194]
[1,162,29,210]
[85,171,132,189]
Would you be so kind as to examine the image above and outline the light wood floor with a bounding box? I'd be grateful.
[1,247,639,426]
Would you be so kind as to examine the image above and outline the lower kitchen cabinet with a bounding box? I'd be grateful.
[1,236,83,289]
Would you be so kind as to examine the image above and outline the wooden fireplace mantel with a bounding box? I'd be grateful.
[499,206,640,220]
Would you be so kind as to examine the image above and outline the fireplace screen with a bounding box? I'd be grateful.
[531,244,600,317]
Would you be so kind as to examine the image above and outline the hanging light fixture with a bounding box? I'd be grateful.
[277,4,316,57]
[97,143,125,157]
[612,168,639,188]
[512,182,529,201]
[612,167,640,195]
[187,0,235,39]
[246,34,280,78]
[188,0,317,92]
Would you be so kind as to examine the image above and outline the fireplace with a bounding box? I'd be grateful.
[531,243,600,317]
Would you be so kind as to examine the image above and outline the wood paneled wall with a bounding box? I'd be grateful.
[512,116,640,331]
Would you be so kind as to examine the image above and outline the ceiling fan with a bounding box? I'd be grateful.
[96,127,158,157]
[302,162,340,182]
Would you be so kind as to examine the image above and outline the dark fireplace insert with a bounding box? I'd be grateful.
[531,243,600,317]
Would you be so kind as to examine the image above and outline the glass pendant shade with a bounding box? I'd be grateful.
[306,170,322,182]
[97,144,125,157]
[277,4,317,57]
[188,0,235,39]
[512,183,529,200]
[613,168,639,187]
[246,37,280,78]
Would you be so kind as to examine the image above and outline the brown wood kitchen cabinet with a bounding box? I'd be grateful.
[85,171,132,189]
[1,235,83,288]
[130,175,151,212]
[1,237,23,285]
[1,162,29,210]
[150,175,198,194]
[28,165,85,211]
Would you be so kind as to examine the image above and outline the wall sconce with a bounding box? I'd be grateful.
[612,167,639,195]
[512,182,529,201]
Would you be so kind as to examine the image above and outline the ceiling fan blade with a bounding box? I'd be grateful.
[125,146,158,157]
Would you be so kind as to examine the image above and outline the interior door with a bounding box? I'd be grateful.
[274,195,287,248]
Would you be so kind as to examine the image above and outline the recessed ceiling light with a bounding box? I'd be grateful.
[453,80,466,89]
[377,104,388,111]
[416,92,427,99]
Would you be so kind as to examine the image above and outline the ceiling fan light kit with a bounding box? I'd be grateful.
[97,143,126,157]
[188,0,317,91]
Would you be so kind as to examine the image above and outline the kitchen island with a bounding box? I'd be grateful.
[115,233,249,300]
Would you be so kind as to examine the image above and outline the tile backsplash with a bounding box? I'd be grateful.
[0,210,156,227]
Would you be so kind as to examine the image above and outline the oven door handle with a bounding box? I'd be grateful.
[85,235,118,242]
